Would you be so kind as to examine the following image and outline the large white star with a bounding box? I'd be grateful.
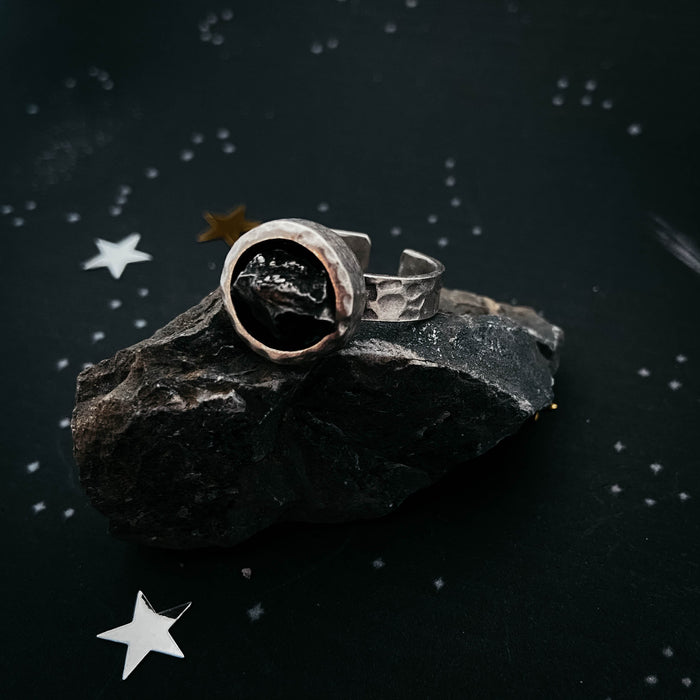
[97,591,191,680]
[82,233,152,279]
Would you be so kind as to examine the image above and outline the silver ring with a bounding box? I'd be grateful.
[219,218,444,363]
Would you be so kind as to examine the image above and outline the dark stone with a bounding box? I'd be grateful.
[231,241,335,350]
[72,287,563,549]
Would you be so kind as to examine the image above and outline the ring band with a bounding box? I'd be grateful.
[219,218,444,363]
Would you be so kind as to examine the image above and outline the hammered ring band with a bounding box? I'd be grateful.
[220,218,444,364]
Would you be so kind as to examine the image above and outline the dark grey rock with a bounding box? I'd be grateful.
[72,287,563,549]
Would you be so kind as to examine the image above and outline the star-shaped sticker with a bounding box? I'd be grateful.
[97,591,191,680]
[198,204,260,246]
[82,233,153,279]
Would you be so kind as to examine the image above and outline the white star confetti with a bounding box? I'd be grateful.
[63,508,75,519]
[97,591,191,680]
[679,492,691,501]
[627,123,643,136]
[609,484,623,494]
[134,319,147,329]
[613,441,626,453]
[645,675,658,686]
[644,498,656,507]
[59,418,70,429]
[66,212,81,223]
[91,331,105,343]
[108,299,122,310]
[662,646,674,658]
[433,577,445,590]
[56,358,69,371]
[82,234,153,280]
[372,558,385,569]
[247,603,264,621]
[32,501,46,513]
[650,463,663,474]
[668,379,682,391]
[675,354,687,363]
[26,461,40,474]
[637,367,651,377]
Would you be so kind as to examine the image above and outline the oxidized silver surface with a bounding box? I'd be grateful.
[220,218,444,363]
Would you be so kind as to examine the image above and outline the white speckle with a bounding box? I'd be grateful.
[134,319,147,329]
[580,94,593,106]
[64,77,77,89]
[216,127,230,140]
[97,70,109,82]
[32,501,46,514]
[650,463,663,475]
[437,237,449,248]
[191,132,204,145]
[119,184,132,196]
[372,558,385,569]
[59,418,70,429]
[444,157,456,169]
[613,441,625,453]
[679,492,691,501]
[25,200,37,211]
[384,21,397,34]
[675,353,687,363]
[82,362,94,370]
[180,149,195,162]
[88,66,99,77]
[644,497,657,507]
[681,677,692,687]
[552,94,565,106]
[210,33,223,45]
[310,41,324,54]
[662,646,674,658]
[102,80,114,90]
[601,98,614,109]
[63,508,75,519]
[327,36,339,49]
[427,214,438,224]
[556,76,569,89]
[222,142,236,154]
[200,31,212,42]
[433,577,445,590]
[144,167,159,179]
[472,225,482,236]
[12,216,25,227]
[406,0,418,7]
[247,603,264,621]
[137,287,149,297]
[317,201,329,213]
[627,123,643,136]
[91,330,105,343]
[26,461,40,474]
[109,205,122,217]
[585,79,597,91]
[609,484,623,494]
[56,357,69,371]
[390,226,402,237]
[1,204,13,214]
[115,194,128,205]
[444,175,456,187]
[26,103,39,115]
[108,299,122,310]
[206,12,218,24]
[241,567,252,579]
[221,8,233,20]
[645,675,658,686]
[450,197,462,207]
[208,261,217,270]
[668,379,682,391]
[637,367,651,377]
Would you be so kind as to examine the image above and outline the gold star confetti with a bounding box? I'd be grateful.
[197,204,261,246]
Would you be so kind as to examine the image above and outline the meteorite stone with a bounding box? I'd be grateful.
[231,241,335,350]
[72,287,563,549]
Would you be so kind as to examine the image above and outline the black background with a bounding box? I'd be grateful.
[3,1,700,697]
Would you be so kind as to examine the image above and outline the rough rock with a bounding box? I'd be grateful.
[72,287,563,549]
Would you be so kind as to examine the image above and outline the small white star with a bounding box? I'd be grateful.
[97,591,191,680]
[650,463,663,475]
[433,577,445,590]
[82,234,152,280]
[613,441,626,453]
[26,461,40,474]
[610,484,623,494]
[247,602,264,621]
[372,558,385,569]
[668,379,682,391]
[637,367,651,377]
[32,501,46,514]
[675,354,687,363]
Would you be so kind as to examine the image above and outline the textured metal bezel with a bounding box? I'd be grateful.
[220,218,367,364]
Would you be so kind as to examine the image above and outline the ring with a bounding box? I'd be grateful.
[219,218,444,363]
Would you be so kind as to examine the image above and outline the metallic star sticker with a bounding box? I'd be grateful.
[82,233,153,279]
[197,204,261,246]
[97,591,191,680]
